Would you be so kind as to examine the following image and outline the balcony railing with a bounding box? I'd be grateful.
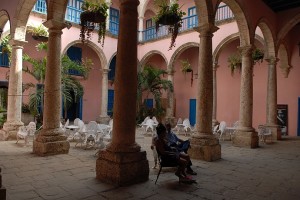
[32,1,234,43]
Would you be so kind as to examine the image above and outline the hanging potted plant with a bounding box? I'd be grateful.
[27,24,49,42]
[252,48,264,65]
[181,59,194,86]
[153,0,186,50]
[80,0,109,46]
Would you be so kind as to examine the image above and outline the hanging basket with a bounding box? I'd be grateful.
[157,14,181,26]
[80,11,106,24]
[32,35,48,42]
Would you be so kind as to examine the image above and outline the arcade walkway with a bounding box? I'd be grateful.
[0,131,299,200]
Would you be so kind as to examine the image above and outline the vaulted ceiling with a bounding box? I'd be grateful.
[262,0,300,12]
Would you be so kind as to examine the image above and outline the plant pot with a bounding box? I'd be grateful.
[32,35,48,42]
[158,14,181,26]
[185,68,193,73]
[80,11,106,24]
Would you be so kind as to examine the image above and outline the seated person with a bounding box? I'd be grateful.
[155,123,193,181]
[165,123,197,175]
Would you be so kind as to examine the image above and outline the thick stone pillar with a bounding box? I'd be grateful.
[33,20,70,156]
[265,57,281,140]
[138,16,144,41]
[96,0,149,186]
[165,69,175,125]
[232,45,258,148]
[188,24,221,161]
[97,68,110,124]
[212,62,219,128]
[1,39,26,140]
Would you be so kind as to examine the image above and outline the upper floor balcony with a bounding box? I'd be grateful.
[32,0,234,44]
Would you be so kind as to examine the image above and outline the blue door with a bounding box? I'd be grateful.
[107,89,114,117]
[67,46,82,75]
[298,97,300,136]
[145,99,153,108]
[108,56,116,81]
[189,99,196,126]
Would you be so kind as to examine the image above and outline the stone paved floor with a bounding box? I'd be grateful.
[0,130,300,200]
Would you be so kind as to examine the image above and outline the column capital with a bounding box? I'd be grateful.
[194,24,219,36]
[120,0,140,6]
[9,39,27,48]
[43,19,67,32]
[102,68,110,74]
[167,68,175,75]
[213,62,219,70]
[238,45,253,56]
[265,57,279,65]
[138,16,145,20]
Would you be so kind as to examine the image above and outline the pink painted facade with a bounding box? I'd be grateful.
[0,0,300,136]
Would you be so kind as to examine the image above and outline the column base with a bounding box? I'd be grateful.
[264,124,281,141]
[1,120,24,140]
[189,135,221,161]
[231,130,259,148]
[96,115,111,124]
[33,130,70,156]
[96,149,149,186]
[165,117,176,127]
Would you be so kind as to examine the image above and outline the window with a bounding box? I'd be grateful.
[109,8,120,35]
[145,19,155,41]
[67,46,82,76]
[0,45,9,67]
[187,7,198,29]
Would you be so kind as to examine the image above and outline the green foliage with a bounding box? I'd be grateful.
[153,0,186,50]
[137,64,173,122]
[252,48,264,64]
[80,0,109,46]
[22,42,93,119]
[0,35,12,60]
[22,103,31,113]
[181,59,192,74]
[27,24,49,37]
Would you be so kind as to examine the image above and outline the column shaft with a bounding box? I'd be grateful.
[2,40,26,139]
[138,16,144,41]
[212,63,218,128]
[165,69,175,125]
[97,68,110,124]
[96,0,149,186]
[232,45,258,148]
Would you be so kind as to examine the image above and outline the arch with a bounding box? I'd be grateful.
[169,42,199,71]
[140,50,168,68]
[215,0,253,46]
[139,0,157,18]
[62,40,108,70]
[0,10,10,37]
[277,13,300,45]
[277,43,292,78]
[195,0,214,26]
[256,18,276,58]
[213,33,264,63]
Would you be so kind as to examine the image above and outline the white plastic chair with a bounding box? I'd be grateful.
[182,118,192,136]
[73,118,80,126]
[138,116,150,127]
[73,120,87,147]
[213,124,219,136]
[144,119,155,133]
[217,121,227,141]
[174,118,183,132]
[16,126,29,145]
[258,125,272,144]
[107,119,113,135]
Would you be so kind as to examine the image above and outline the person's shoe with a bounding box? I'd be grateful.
[186,169,197,175]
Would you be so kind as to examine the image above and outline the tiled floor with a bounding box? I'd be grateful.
[0,130,300,200]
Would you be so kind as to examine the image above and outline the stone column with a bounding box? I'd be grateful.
[1,39,26,140]
[232,45,258,148]
[188,24,221,161]
[96,0,149,186]
[165,68,175,125]
[33,19,70,156]
[265,57,281,140]
[212,62,219,128]
[138,16,144,42]
[97,68,110,124]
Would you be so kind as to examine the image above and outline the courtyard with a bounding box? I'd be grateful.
[0,131,299,200]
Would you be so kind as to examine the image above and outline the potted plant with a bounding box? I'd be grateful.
[27,24,49,42]
[227,52,242,75]
[153,0,186,50]
[80,0,109,46]
[180,59,195,86]
[252,48,264,65]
